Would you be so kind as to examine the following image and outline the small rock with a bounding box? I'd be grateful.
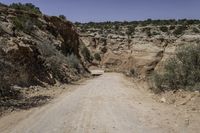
[160,97,166,103]
[191,98,195,101]
[191,107,196,111]
[181,95,186,98]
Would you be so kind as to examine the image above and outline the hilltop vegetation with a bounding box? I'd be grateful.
[9,3,42,14]
[75,19,200,36]
[75,19,200,28]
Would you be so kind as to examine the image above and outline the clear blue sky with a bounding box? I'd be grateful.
[1,0,200,22]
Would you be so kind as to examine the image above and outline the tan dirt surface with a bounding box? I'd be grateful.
[0,73,199,133]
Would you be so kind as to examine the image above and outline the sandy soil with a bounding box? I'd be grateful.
[0,73,199,133]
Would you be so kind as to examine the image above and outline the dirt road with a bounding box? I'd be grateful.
[0,73,199,133]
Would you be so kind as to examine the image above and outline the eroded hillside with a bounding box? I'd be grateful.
[0,3,91,111]
[76,20,200,78]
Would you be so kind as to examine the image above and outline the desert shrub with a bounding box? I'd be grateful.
[45,53,81,83]
[160,26,168,32]
[150,72,165,93]
[192,27,200,33]
[147,31,152,37]
[159,37,165,43]
[145,28,152,37]
[59,15,66,20]
[173,25,187,36]
[10,3,41,14]
[101,47,107,53]
[80,45,93,62]
[94,53,101,61]
[130,68,138,77]
[12,14,42,33]
[126,25,136,36]
[45,55,68,83]
[169,25,176,30]
[142,27,152,36]
[152,31,159,35]
[66,54,80,70]
[114,25,120,31]
[185,20,196,25]
[152,43,200,92]
[38,42,80,83]
[13,15,33,33]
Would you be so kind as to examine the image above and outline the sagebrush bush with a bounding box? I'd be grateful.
[173,25,187,36]
[192,27,200,33]
[45,55,68,83]
[114,25,120,31]
[80,45,93,62]
[152,31,160,35]
[59,15,66,20]
[142,27,152,37]
[38,42,81,83]
[45,53,81,83]
[126,25,136,36]
[12,14,42,33]
[152,43,200,92]
[94,53,101,61]
[160,26,168,32]
[130,68,138,77]
[150,72,164,93]
[66,54,80,70]
[169,25,176,30]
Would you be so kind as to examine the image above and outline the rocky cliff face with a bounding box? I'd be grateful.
[77,21,200,78]
[0,5,89,91]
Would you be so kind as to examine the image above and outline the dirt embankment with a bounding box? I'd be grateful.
[0,5,90,115]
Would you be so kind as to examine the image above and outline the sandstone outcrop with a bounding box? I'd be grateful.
[77,22,200,78]
[0,5,90,91]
